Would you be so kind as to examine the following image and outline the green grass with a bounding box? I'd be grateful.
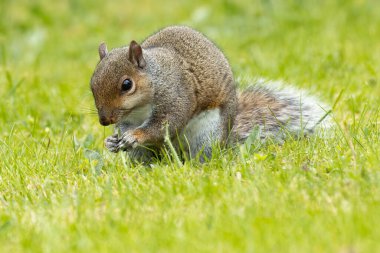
[1,0,380,252]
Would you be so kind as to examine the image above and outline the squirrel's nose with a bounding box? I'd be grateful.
[99,116,117,126]
[99,116,111,126]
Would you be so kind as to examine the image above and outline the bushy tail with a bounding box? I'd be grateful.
[232,79,331,143]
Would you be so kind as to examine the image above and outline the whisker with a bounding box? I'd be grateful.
[81,112,98,116]
[79,106,98,115]
[79,109,98,113]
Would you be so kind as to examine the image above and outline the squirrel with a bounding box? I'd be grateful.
[90,26,330,163]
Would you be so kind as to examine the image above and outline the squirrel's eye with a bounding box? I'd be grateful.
[121,79,133,92]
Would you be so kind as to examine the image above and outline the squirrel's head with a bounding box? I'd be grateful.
[90,41,153,126]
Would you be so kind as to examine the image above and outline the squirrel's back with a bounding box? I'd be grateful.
[142,26,229,68]
[143,26,236,112]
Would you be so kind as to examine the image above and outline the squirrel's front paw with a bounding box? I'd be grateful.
[105,130,142,153]
[117,130,139,151]
[105,134,120,153]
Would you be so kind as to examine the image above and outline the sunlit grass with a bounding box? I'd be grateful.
[0,0,380,252]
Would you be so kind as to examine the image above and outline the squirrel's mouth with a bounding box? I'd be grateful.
[98,109,131,126]
[99,116,116,126]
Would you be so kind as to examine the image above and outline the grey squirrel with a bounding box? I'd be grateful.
[90,26,330,162]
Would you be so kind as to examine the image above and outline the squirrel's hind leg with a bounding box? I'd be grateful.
[180,108,222,162]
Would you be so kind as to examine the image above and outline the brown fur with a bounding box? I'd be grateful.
[90,26,237,157]
[233,88,286,140]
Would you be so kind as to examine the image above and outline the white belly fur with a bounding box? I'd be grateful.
[181,108,221,154]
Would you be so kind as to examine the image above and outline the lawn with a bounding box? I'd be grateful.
[1,0,380,252]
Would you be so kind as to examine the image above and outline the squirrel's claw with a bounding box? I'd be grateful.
[105,131,138,153]
[105,134,120,153]
[117,131,138,151]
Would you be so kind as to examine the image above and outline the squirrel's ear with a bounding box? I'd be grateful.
[98,42,108,60]
[128,40,146,68]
